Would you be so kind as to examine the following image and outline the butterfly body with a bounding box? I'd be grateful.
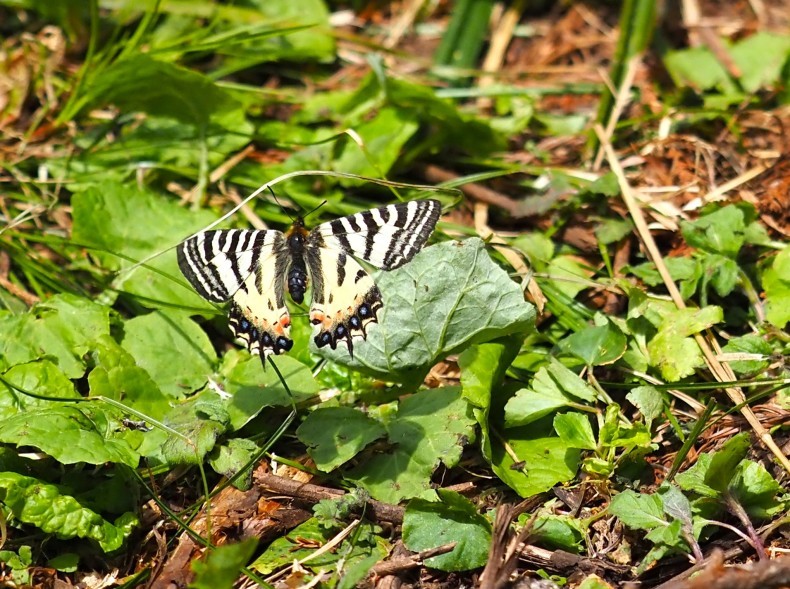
[178,199,441,360]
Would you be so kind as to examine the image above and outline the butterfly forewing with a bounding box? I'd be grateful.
[177,229,293,359]
[317,199,441,269]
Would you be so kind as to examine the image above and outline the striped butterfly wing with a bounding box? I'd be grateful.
[305,199,441,352]
[177,229,294,359]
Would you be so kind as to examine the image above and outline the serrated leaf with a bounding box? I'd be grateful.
[681,205,746,258]
[346,387,475,503]
[71,183,216,309]
[190,539,258,589]
[297,407,387,472]
[609,490,666,531]
[721,334,772,375]
[553,412,597,450]
[0,294,110,378]
[704,432,750,493]
[658,484,693,529]
[647,306,723,381]
[122,310,216,397]
[0,405,139,467]
[251,517,385,575]
[730,460,788,519]
[403,490,492,571]
[0,472,138,552]
[320,239,535,383]
[531,513,585,552]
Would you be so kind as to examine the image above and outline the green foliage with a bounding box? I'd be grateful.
[403,490,492,571]
[2,2,789,584]
[321,239,535,384]
[0,472,138,552]
[251,517,387,578]
[663,32,790,106]
[190,539,258,589]
[298,387,475,503]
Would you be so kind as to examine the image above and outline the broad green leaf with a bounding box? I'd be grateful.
[553,412,596,450]
[84,54,240,126]
[346,387,475,503]
[721,334,772,375]
[297,407,387,472]
[71,183,216,308]
[459,336,522,409]
[0,472,138,552]
[0,294,110,378]
[546,358,597,402]
[675,453,718,498]
[190,539,258,589]
[546,255,592,299]
[87,335,171,420]
[681,205,746,258]
[334,107,419,178]
[122,310,216,398]
[763,247,790,327]
[531,513,585,552]
[160,397,230,465]
[504,359,595,427]
[403,490,492,572]
[320,239,535,384]
[46,553,79,572]
[658,484,694,530]
[730,460,788,519]
[701,254,739,297]
[208,438,259,490]
[626,386,664,431]
[251,517,386,575]
[0,406,139,467]
[558,318,627,366]
[0,360,79,419]
[609,490,666,531]
[218,351,319,431]
[647,306,723,381]
[491,418,579,498]
[704,432,750,494]
[215,0,334,65]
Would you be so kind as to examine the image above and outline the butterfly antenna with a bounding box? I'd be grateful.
[268,186,295,222]
[302,200,328,221]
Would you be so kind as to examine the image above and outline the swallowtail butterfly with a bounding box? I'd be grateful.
[177,200,441,360]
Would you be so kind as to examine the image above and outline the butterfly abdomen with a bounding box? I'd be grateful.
[285,221,310,304]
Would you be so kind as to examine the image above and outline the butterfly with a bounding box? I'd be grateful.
[177,199,441,360]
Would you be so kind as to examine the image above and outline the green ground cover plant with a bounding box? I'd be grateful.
[0,1,788,588]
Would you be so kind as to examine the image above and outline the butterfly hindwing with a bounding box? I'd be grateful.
[304,235,382,353]
[317,199,442,269]
[177,229,293,359]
